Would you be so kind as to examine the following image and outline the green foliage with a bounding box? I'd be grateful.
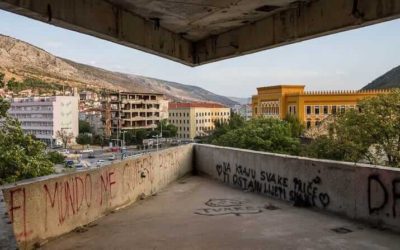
[47,151,66,164]
[304,90,400,167]
[76,133,92,146]
[0,72,5,88]
[211,117,300,155]
[0,98,54,184]
[135,129,149,145]
[204,113,245,143]
[79,120,92,134]
[7,77,64,94]
[92,134,105,146]
[123,130,137,146]
[284,114,305,137]
[153,119,177,138]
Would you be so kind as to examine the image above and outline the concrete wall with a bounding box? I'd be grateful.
[194,144,400,231]
[1,144,193,249]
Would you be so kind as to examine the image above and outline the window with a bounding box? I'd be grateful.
[340,105,345,114]
[306,106,311,115]
[315,120,321,126]
[306,120,311,129]
[315,106,320,115]
[332,106,337,114]
[323,106,328,114]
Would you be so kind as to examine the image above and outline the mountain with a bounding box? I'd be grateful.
[0,34,238,106]
[363,65,400,90]
[227,97,251,105]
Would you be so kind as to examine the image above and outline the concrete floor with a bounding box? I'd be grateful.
[43,176,400,250]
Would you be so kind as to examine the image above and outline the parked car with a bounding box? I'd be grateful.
[60,149,70,155]
[81,149,94,153]
[96,159,106,167]
[108,154,116,161]
[65,160,74,168]
[111,147,120,152]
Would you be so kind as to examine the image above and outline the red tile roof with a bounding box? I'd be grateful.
[168,102,227,109]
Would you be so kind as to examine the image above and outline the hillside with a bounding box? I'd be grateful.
[0,34,238,106]
[363,65,400,90]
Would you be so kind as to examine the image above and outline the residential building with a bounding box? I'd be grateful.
[79,108,103,134]
[232,103,252,120]
[8,96,79,146]
[168,102,231,139]
[252,85,389,128]
[101,92,167,137]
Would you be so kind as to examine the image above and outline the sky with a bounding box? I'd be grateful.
[0,9,400,98]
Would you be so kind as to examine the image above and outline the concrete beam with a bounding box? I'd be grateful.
[1,0,400,66]
[0,0,194,65]
[194,0,400,65]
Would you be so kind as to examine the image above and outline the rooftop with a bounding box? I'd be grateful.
[169,102,228,109]
[42,176,400,250]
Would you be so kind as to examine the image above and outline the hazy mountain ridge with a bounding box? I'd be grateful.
[0,34,238,106]
[363,65,400,90]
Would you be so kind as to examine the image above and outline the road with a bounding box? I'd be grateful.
[54,145,179,173]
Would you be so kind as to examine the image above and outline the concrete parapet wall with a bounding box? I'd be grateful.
[194,144,400,231]
[1,144,193,249]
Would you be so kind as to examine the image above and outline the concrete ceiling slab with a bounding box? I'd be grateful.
[0,0,399,66]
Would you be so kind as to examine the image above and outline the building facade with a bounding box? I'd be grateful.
[102,92,167,137]
[9,96,79,146]
[252,85,389,128]
[79,108,103,134]
[232,103,252,120]
[168,102,231,139]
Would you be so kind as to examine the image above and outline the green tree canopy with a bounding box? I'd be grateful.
[0,98,54,184]
[0,72,5,88]
[304,89,400,167]
[79,120,92,134]
[154,119,177,138]
[211,117,300,155]
[76,133,92,147]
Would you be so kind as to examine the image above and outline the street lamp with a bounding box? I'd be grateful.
[121,131,127,148]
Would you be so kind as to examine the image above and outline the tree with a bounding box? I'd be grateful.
[47,151,66,164]
[79,120,92,134]
[153,119,177,138]
[0,72,5,88]
[284,114,304,138]
[56,130,74,149]
[205,113,245,143]
[0,98,54,184]
[76,133,92,148]
[304,90,400,167]
[212,117,300,155]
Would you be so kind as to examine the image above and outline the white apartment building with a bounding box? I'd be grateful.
[8,96,79,146]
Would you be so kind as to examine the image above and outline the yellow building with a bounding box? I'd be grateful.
[168,102,230,139]
[252,85,389,128]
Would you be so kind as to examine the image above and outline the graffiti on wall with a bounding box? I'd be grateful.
[215,162,330,209]
[4,148,186,242]
[368,174,400,218]
[194,198,263,216]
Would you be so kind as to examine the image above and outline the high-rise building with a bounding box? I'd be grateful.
[252,85,389,128]
[101,92,168,137]
[8,96,79,146]
[168,102,231,139]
